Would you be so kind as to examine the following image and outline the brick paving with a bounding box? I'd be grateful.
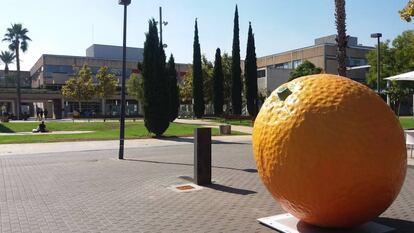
[0,139,413,232]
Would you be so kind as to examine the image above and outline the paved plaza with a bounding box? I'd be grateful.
[0,136,413,232]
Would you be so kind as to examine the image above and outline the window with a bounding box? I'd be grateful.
[292,60,303,69]
[257,69,266,78]
[44,65,74,75]
[347,58,367,67]
[273,62,291,69]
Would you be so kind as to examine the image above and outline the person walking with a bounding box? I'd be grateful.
[36,107,40,121]
[44,109,48,119]
[39,109,44,120]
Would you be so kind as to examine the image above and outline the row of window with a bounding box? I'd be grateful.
[42,65,132,77]
[271,60,303,70]
[348,58,368,67]
[63,100,140,116]
[263,57,367,72]
[256,57,368,79]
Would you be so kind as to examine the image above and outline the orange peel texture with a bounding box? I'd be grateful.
[252,74,407,228]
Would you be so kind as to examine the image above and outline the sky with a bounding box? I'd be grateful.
[0,0,412,71]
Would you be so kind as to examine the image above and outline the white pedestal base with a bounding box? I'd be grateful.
[257,213,394,233]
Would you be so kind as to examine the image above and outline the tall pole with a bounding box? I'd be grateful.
[377,36,381,93]
[371,33,382,94]
[119,2,128,160]
[159,6,163,45]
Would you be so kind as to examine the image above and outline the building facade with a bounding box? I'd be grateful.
[0,44,190,119]
[0,36,375,119]
[256,35,374,93]
[0,70,33,117]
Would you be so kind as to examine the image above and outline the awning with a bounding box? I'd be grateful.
[384,71,414,81]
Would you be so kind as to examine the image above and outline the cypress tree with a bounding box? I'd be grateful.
[142,19,170,136]
[193,19,204,118]
[213,48,224,115]
[244,22,258,118]
[231,5,242,115]
[168,54,179,122]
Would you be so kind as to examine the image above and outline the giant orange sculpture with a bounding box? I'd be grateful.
[253,74,407,228]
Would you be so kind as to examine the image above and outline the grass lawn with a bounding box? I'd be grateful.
[0,121,241,144]
[399,117,414,129]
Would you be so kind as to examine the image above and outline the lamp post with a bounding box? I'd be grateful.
[159,6,168,48]
[118,0,131,160]
[371,33,382,94]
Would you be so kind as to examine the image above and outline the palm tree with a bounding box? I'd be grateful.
[3,23,31,119]
[335,0,347,77]
[0,51,16,74]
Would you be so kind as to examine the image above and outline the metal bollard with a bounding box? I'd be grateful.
[194,128,212,185]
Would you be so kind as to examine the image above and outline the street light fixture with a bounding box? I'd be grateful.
[159,7,168,48]
[118,0,131,160]
[371,33,382,94]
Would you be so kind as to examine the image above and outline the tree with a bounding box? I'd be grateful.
[289,60,323,81]
[231,5,242,114]
[193,19,204,118]
[222,53,233,110]
[126,73,144,105]
[95,66,117,116]
[142,19,170,136]
[180,70,193,104]
[400,0,414,22]
[366,41,397,90]
[366,31,414,89]
[213,48,224,115]
[392,30,414,72]
[386,81,411,116]
[127,62,145,108]
[168,54,179,122]
[0,51,15,74]
[244,22,258,118]
[335,0,347,77]
[202,55,214,103]
[126,73,144,115]
[3,23,31,119]
[61,64,95,112]
[180,56,213,104]
[366,30,414,113]
[179,53,230,110]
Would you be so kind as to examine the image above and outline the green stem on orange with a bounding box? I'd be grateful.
[277,86,292,101]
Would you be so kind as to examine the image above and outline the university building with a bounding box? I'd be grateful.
[256,35,374,93]
[0,44,190,119]
[1,35,375,119]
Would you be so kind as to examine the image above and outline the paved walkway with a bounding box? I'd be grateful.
[408,157,414,166]
[0,135,251,156]
[0,136,413,232]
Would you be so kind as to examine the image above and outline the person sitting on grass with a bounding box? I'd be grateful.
[32,121,49,133]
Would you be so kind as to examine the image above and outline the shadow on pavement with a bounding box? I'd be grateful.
[124,158,257,173]
[153,136,250,145]
[373,217,414,233]
[176,176,256,195]
[205,183,257,195]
